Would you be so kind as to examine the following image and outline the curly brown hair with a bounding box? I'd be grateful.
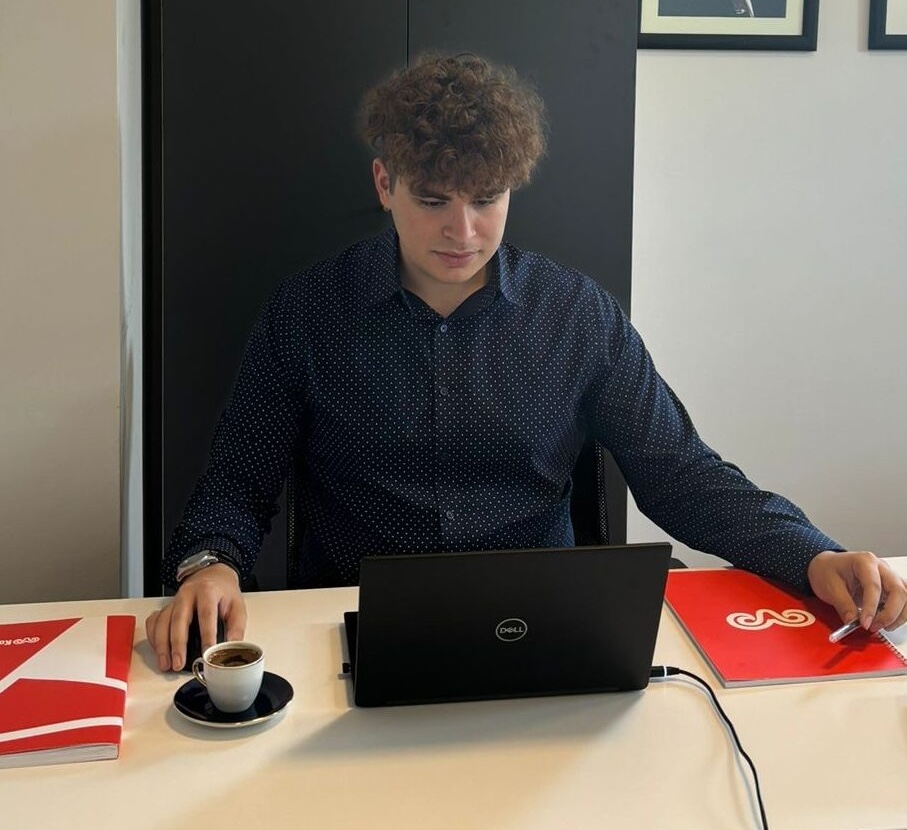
[360,53,547,196]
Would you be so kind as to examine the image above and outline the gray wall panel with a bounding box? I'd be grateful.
[146,1,636,591]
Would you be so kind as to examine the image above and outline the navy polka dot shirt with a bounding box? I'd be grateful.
[163,228,841,591]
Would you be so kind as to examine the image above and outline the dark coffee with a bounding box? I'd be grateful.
[208,646,260,668]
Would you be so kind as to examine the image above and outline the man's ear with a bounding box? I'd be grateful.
[372,158,392,210]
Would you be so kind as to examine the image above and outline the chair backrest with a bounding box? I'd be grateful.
[569,439,611,547]
[569,440,686,570]
[286,451,306,589]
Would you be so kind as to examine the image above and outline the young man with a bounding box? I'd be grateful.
[147,54,906,672]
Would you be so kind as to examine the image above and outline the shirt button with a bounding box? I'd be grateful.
[439,323,448,333]
[438,385,449,397]
[445,509,455,520]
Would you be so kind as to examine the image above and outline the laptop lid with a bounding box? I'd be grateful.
[344,543,671,707]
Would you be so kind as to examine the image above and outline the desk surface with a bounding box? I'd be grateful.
[2,561,907,830]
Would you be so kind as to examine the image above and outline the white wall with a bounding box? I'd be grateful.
[629,1,907,565]
[117,0,143,597]
[0,0,121,602]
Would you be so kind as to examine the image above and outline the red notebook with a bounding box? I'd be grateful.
[0,615,136,768]
[664,569,907,687]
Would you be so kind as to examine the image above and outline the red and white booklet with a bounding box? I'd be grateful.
[0,615,136,768]
[665,569,907,688]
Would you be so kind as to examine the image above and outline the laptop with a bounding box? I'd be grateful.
[342,543,672,707]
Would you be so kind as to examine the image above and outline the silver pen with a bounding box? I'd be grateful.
[828,618,862,644]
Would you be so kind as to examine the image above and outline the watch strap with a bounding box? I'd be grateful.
[176,549,242,584]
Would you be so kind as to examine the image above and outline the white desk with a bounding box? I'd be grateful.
[2,562,907,830]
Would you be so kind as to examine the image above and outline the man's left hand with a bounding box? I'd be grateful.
[807,550,907,632]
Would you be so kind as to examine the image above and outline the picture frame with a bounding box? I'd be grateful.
[869,0,907,49]
[638,0,819,51]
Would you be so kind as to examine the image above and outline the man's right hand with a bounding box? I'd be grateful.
[144,564,247,672]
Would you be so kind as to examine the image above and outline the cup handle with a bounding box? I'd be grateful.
[191,658,208,687]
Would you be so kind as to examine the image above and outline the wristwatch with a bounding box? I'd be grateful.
[176,550,240,584]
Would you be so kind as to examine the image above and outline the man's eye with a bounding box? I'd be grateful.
[418,199,445,208]
[474,195,501,207]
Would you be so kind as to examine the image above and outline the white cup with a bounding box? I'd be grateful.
[192,641,265,713]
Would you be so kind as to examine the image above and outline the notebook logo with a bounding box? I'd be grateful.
[496,618,528,642]
[726,608,815,631]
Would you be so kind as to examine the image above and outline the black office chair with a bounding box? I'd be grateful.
[569,439,614,548]
[569,439,687,569]
[286,451,308,590]
[286,439,685,588]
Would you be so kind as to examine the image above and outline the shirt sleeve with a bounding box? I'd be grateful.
[161,281,304,590]
[588,292,842,593]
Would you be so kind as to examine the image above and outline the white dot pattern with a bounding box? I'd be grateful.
[163,228,841,590]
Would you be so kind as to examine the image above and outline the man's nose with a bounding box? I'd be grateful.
[444,204,477,241]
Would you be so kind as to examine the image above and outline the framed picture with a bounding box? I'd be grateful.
[869,0,907,49]
[638,0,819,51]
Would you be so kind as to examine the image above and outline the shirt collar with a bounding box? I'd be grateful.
[358,227,402,307]
[357,227,523,309]
[493,243,522,308]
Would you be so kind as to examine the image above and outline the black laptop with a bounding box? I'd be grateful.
[342,543,672,707]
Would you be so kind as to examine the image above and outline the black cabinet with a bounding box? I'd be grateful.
[409,1,637,302]
[144,1,637,594]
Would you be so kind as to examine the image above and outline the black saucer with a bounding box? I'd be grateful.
[173,671,294,728]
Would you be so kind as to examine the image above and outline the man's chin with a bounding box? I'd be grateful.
[428,270,486,286]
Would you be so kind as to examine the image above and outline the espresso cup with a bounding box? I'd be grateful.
[192,641,264,713]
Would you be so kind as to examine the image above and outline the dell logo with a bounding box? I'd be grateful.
[496,618,528,642]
